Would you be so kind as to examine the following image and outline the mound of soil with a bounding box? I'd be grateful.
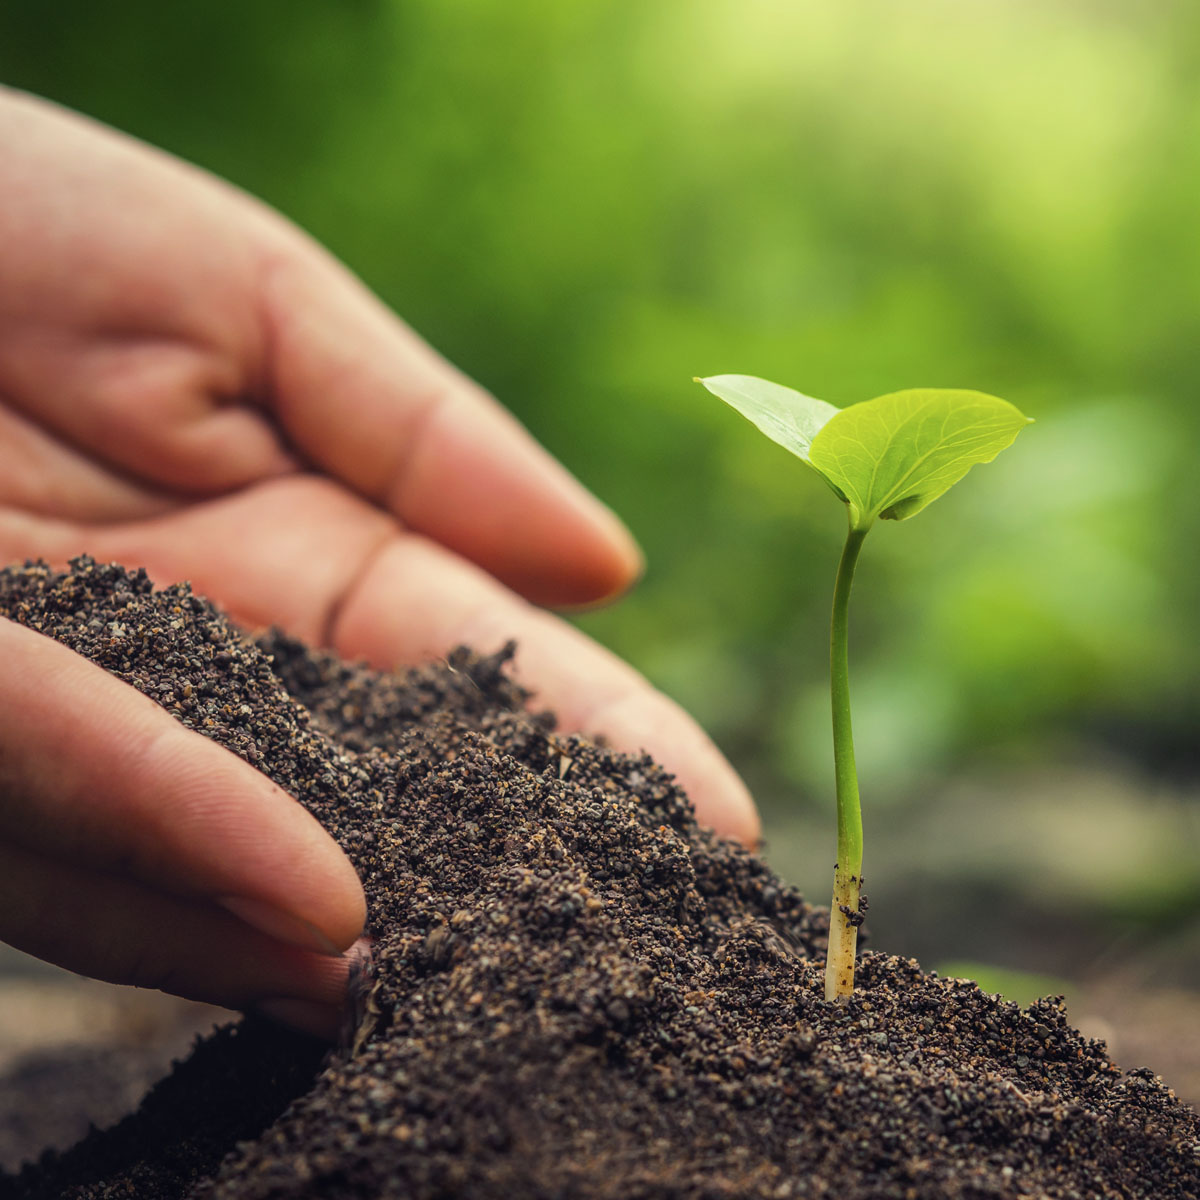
[1,558,1197,1199]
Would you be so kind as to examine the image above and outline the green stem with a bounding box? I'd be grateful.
[824,521,868,1001]
[832,523,867,877]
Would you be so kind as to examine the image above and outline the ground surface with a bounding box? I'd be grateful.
[0,952,225,1173]
[1,558,1198,1199]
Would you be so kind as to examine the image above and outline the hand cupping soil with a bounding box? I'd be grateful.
[1,558,1197,1199]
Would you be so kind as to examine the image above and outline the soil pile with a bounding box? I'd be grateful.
[1,558,1197,1199]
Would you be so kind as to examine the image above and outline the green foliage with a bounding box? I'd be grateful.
[699,376,1032,529]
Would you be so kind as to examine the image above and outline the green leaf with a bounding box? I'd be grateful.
[696,374,840,464]
[809,389,1032,529]
[698,376,1031,529]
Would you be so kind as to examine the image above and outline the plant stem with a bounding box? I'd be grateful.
[824,521,868,1001]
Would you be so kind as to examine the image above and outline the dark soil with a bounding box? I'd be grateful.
[1,557,1198,1199]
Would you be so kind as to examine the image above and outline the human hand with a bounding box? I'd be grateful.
[0,617,365,1038]
[0,89,759,1029]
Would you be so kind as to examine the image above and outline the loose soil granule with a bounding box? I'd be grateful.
[1,557,1198,1199]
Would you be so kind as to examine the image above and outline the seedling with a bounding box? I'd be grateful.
[696,375,1031,1001]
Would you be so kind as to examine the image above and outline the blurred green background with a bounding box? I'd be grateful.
[3,0,1199,1001]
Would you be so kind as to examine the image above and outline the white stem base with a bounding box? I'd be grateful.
[824,865,861,1001]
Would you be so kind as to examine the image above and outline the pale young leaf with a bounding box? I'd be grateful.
[696,375,840,464]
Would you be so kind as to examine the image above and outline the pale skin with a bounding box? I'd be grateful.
[0,88,760,1039]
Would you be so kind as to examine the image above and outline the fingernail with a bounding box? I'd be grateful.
[540,456,644,601]
[579,501,645,599]
[218,895,342,956]
[594,502,645,580]
[256,997,340,1040]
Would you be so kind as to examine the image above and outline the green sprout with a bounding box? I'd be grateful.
[697,375,1032,1001]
